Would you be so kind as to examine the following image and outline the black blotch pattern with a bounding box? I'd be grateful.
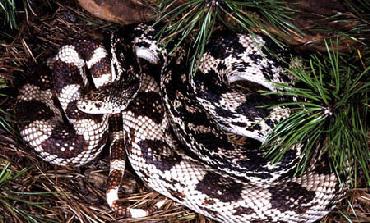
[260,64,275,81]
[233,206,254,215]
[138,139,182,171]
[108,114,124,132]
[230,80,270,93]
[52,60,84,94]
[110,72,140,102]
[16,100,55,129]
[252,123,261,131]
[135,41,150,48]
[232,61,250,73]
[311,153,335,176]
[217,62,227,71]
[248,53,263,63]
[206,31,245,60]
[192,131,234,153]
[196,172,243,202]
[215,106,238,119]
[264,119,274,128]
[260,33,292,70]
[234,93,271,121]
[41,124,86,158]
[73,40,100,60]
[273,150,298,174]
[268,182,316,213]
[235,148,273,178]
[91,57,111,78]
[128,92,163,124]
[231,121,247,128]
[236,140,269,171]
[194,69,226,102]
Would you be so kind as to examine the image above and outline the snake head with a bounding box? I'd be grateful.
[77,76,140,114]
[133,24,167,66]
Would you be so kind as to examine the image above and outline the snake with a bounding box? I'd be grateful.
[14,24,346,222]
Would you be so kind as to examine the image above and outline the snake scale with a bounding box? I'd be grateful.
[15,24,346,222]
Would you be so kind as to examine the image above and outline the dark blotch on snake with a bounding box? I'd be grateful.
[16,100,55,129]
[52,60,84,94]
[73,40,100,60]
[91,57,111,79]
[214,106,238,119]
[248,53,263,63]
[128,92,163,124]
[206,32,245,60]
[196,171,243,202]
[245,125,261,133]
[234,94,271,121]
[268,182,316,213]
[264,119,274,128]
[217,62,227,71]
[193,131,235,152]
[260,64,276,81]
[40,125,87,159]
[135,41,150,48]
[232,61,251,73]
[138,139,182,171]
[109,114,124,132]
[233,206,255,215]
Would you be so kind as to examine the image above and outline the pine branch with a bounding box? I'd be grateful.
[262,41,370,185]
[156,0,297,74]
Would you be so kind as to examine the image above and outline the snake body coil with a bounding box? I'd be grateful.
[15,25,346,222]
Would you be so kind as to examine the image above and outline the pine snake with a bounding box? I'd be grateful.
[15,24,346,222]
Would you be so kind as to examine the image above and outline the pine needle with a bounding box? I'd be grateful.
[0,0,17,29]
[0,161,56,223]
[156,0,297,74]
[0,77,12,133]
[262,41,369,186]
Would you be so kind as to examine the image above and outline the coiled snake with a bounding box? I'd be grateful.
[15,25,346,222]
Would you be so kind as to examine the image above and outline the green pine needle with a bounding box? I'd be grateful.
[0,0,18,29]
[156,0,297,74]
[262,41,369,186]
[344,0,370,20]
[0,77,12,133]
